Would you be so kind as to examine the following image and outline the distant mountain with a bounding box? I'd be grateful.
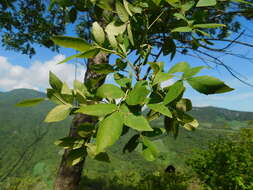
[0,88,252,187]
[190,106,253,122]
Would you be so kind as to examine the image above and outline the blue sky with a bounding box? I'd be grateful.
[1,22,253,111]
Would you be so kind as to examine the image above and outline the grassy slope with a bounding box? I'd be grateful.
[0,89,252,184]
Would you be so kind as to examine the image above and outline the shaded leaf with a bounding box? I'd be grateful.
[67,148,86,166]
[49,71,63,91]
[123,134,139,153]
[187,76,234,95]
[114,73,131,88]
[141,136,158,161]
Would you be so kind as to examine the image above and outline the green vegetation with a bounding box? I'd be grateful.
[188,127,253,190]
[1,89,252,189]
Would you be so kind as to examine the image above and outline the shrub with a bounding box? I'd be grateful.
[187,127,253,190]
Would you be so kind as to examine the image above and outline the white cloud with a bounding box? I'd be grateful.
[0,55,85,91]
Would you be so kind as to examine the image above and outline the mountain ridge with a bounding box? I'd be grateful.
[1,88,252,116]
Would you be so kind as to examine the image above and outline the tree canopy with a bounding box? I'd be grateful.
[16,0,252,164]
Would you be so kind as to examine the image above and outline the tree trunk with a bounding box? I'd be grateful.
[53,52,108,190]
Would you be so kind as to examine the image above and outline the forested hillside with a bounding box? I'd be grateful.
[0,89,252,189]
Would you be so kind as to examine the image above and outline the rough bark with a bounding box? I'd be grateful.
[53,52,108,190]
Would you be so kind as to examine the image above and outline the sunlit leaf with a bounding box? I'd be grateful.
[16,98,45,107]
[44,104,72,123]
[96,112,123,153]
[51,36,91,52]
[76,104,117,116]
[96,84,124,99]
[164,81,185,104]
[92,22,105,44]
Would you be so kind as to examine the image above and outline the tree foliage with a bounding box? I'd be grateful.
[16,0,247,166]
[187,127,253,190]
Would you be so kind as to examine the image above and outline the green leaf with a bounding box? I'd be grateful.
[68,8,77,23]
[92,22,105,44]
[195,29,211,37]
[178,112,199,130]
[176,98,192,112]
[166,0,180,7]
[187,76,234,95]
[116,1,129,22]
[47,89,67,105]
[96,0,113,11]
[152,0,162,6]
[114,73,131,88]
[194,23,226,29]
[126,81,149,105]
[147,103,172,118]
[116,58,127,70]
[73,80,90,97]
[77,49,100,58]
[96,112,123,153]
[107,33,118,48]
[123,112,153,131]
[54,137,76,149]
[76,104,117,116]
[44,104,72,123]
[123,0,133,16]
[181,1,195,11]
[127,23,134,46]
[164,117,179,139]
[51,36,91,52]
[168,64,187,75]
[61,82,72,95]
[96,84,124,99]
[164,81,185,104]
[148,62,162,74]
[142,128,165,137]
[168,62,190,74]
[94,152,110,162]
[123,134,139,153]
[67,148,86,166]
[153,72,173,85]
[16,98,45,107]
[49,71,63,91]
[57,49,99,64]
[78,123,95,138]
[141,136,158,161]
[196,0,216,7]
[182,66,205,79]
[171,26,192,33]
[90,64,114,74]
[231,0,253,5]
[105,22,127,36]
